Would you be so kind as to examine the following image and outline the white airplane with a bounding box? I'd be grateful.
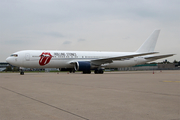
[6,30,174,75]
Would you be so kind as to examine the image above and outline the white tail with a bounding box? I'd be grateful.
[136,29,160,53]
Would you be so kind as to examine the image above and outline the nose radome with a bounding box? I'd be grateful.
[6,57,12,64]
[6,57,10,63]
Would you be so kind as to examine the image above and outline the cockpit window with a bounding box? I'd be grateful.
[10,54,18,57]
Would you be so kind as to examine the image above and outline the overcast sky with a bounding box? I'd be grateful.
[0,0,180,62]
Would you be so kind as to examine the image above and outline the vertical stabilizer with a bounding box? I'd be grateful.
[136,29,160,53]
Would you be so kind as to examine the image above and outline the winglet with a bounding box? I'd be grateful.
[136,29,160,53]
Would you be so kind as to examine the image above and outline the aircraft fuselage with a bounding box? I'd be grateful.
[6,50,149,69]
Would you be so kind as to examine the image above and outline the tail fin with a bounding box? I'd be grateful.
[136,29,160,53]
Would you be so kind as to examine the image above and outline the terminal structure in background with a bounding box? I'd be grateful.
[117,62,180,71]
[0,62,10,71]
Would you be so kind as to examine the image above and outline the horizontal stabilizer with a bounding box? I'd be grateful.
[145,54,175,60]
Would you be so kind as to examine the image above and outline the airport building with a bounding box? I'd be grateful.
[118,63,180,71]
[0,62,10,71]
[0,62,19,71]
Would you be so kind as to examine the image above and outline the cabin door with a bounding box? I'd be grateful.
[25,53,30,61]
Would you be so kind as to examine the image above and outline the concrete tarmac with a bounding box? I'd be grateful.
[0,71,180,120]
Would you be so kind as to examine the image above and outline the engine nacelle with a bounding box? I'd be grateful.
[75,61,91,71]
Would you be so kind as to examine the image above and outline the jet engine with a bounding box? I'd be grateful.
[74,61,91,72]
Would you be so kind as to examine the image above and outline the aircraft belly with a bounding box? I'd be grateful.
[106,58,148,68]
[23,59,73,68]
[48,60,73,68]
[106,60,137,68]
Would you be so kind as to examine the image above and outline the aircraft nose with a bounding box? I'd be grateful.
[6,57,12,64]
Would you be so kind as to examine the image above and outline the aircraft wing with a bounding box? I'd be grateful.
[144,54,175,60]
[91,52,158,65]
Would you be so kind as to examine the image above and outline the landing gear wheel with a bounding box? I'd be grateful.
[100,70,104,74]
[94,70,98,74]
[20,69,24,75]
[20,71,24,75]
[94,70,104,74]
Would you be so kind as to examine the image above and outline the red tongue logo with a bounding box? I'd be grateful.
[39,52,52,66]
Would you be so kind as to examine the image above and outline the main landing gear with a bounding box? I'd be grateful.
[94,69,104,74]
[82,70,104,74]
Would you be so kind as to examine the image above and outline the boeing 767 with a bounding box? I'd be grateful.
[6,30,174,75]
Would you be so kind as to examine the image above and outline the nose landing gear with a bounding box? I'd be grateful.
[20,68,24,75]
